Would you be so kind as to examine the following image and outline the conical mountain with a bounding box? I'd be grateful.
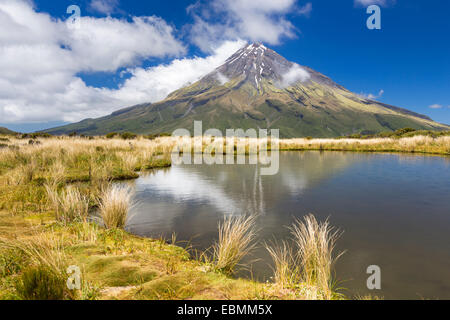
[46,43,449,137]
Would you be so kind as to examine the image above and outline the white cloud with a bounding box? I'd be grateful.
[89,0,119,15]
[188,0,310,52]
[66,16,186,72]
[354,0,395,7]
[0,0,188,123]
[215,72,230,85]
[360,89,384,100]
[298,2,312,16]
[107,40,245,107]
[429,104,443,109]
[280,63,310,88]
[0,0,306,125]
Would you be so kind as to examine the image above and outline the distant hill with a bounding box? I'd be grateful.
[0,127,17,135]
[45,43,450,138]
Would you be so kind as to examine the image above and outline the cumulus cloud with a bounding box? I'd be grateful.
[188,0,311,52]
[429,104,443,109]
[0,0,187,123]
[0,0,308,125]
[280,63,310,88]
[106,40,245,107]
[66,16,186,72]
[354,0,396,7]
[89,0,119,15]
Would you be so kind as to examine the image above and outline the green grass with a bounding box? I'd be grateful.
[0,135,357,300]
[0,211,335,300]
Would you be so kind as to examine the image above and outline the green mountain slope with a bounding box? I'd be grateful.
[45,43,449,138]
[0,127,17,135]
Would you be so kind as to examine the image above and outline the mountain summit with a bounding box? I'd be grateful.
[204,43,339,91]
[46,43,449,137]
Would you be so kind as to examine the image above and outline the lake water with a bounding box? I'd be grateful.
[126,151,450,299]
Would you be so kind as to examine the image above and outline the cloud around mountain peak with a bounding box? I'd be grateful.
[0,0,245,123]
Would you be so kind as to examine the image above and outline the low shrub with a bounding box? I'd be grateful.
[105,132,118,139]
[15,265,71,300]
[120,132,137,140]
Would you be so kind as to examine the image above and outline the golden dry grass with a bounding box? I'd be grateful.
[99,185,133,229]
[213,215,257,275]
[265,240,297,288]
[290,215,344,300]
[279,136,450,155]
[5,133,441,300]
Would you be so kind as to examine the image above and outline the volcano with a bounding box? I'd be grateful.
[46,43,449,137]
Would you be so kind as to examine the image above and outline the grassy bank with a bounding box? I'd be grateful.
[0,132,447,299]
[0,135,345,300]
[0,211,326,300]
[277,129,450,155]
[279,135,450,155]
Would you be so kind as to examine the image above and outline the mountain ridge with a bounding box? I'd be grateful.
[45,43,449,137]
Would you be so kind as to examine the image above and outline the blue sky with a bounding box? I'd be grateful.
[0,0,449,132]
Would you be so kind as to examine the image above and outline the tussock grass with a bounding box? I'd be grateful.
[0,135,175,189]
[265,215,344,300]
[59,186,89,224]
[16,265,68,300]
[290,214,344,299]
[265,240,298,288]
[48,160,66,186]
[0,231,71,299]
[99,185,133,229]
[213,215,257,275]
[0,209,346,300]
[45,185,89,224]
[1,231,68,276]
[0,134,364,300]
[279,135,450,155]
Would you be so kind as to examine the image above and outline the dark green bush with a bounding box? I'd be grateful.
[21,133,52,139]
[120,132,137,140]
[339,128,450,140]
[28,139,41,145]
[105,132,118,139]
[15,266,70,300]
[394,128,416,136]
[145,133,171,140]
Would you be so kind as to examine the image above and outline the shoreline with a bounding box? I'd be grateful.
[2,133,448,300]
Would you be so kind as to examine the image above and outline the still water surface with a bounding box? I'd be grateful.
[126,151,450,299]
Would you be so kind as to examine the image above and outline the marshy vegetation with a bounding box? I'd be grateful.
[2,129,445,300]
[99,185,133,230]
[212,215,258,275]
[264,215,343,300]
[280,130,450,155]
[0,134,347,300]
